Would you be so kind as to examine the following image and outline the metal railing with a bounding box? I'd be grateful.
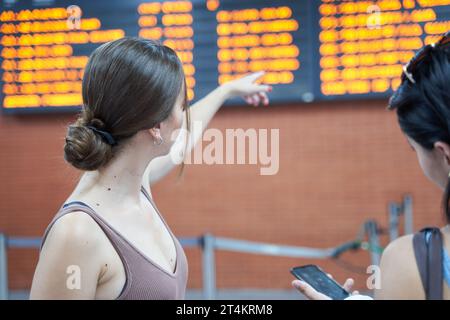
[0,225,379,300]
[0,195,413,300]
[0,234,202,300]
[199,228,379,299]
[388,194,413,241]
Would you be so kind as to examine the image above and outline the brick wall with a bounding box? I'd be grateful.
[1,99,446,292]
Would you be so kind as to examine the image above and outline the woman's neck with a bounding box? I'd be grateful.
[75,141,157,205]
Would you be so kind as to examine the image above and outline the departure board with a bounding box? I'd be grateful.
[318,0,450,99]
[1,0,449,113]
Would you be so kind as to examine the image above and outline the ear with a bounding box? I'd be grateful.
[148,123,162,141]
[433,141,450,165]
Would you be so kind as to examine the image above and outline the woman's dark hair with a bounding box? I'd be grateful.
[64,37,189,171]
[388,38,450,223]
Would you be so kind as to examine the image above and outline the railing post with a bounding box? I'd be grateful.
[0,233,8,300]
[366,221,381,266]
[202,233,216,300]
[388,202,400,241]
[403,194,413,235]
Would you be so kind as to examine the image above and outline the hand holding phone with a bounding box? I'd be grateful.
[290,265,350,300]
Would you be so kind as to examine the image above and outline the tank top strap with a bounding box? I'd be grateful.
[140,186,171,231]
[40,201,129,255]
[140,185,153,205]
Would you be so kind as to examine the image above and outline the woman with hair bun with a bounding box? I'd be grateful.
[30,37,272,300]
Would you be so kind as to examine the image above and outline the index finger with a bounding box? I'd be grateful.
[245,70,266,82]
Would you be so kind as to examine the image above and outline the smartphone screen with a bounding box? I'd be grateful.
[290,265,350,300]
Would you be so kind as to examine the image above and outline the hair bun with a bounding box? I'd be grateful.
[64,122,113,171]
[89,118,106,129]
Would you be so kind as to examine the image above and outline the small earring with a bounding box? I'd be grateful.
[154,137,164,146]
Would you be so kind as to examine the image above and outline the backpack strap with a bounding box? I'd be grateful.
[412,227,444,300]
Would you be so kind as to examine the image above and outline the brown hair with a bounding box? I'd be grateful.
[64,37,189,171]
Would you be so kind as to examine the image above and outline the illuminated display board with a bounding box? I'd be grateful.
[318,0,450,98]
[1,0,449,113]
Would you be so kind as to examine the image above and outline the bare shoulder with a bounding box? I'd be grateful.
[31,211,108,299]
[379,234,417,277]
[376,234,424,299]
[38,210,108,272]
[382,234,415,261]
[42,211,105,253]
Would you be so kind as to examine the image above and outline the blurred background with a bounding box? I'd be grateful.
[1,0,449,299]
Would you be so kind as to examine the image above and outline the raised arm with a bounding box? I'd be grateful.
[143,71,272,188]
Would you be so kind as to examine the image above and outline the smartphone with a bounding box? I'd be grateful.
[290,265,350,300]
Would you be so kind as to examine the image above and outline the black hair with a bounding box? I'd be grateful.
[388,40,450,223]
